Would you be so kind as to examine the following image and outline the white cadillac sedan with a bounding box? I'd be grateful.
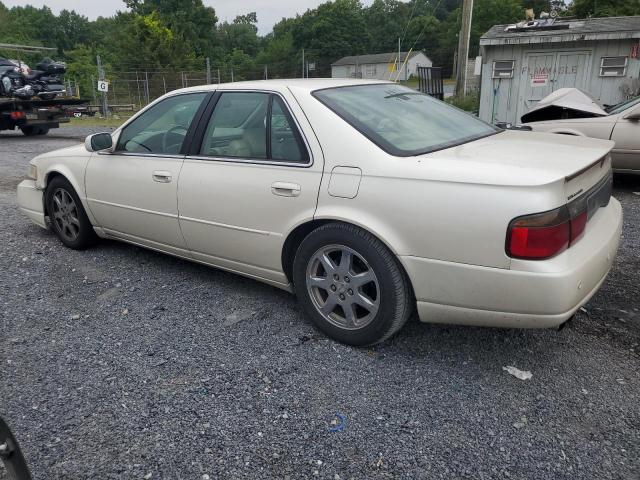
[17,79,622,346]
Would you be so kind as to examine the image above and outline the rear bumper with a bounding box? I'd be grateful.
[402,198,622,328]
[17,179,47,228]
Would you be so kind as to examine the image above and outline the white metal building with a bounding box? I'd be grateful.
[478,16,640,125]
[331,51,432,81]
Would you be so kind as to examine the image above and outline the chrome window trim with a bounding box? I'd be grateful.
[194,88,314,168]
[184,154,312,169]
[97,151,185,160]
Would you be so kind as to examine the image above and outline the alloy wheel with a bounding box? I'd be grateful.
[305,244,380,330]
[51,188,80,242]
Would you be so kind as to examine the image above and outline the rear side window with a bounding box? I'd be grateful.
[199,92,309,164]
[270,96,306,163]
[200,92,269,159]
[116,93,206,154]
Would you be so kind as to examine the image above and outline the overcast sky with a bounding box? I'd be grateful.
[2,0,379,35]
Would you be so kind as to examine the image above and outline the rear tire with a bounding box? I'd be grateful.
[293,223,413,346]
[45,176,98,250]
[20,126,37,136]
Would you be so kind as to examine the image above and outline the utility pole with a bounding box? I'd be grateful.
[264,64,268,80]
[302,48,305,78]
[96,55,108,116]
[398,37,401,82]
[144,71,150,105]
[217,68,220,84]
[455,0,473,98]
[206,57,211,84]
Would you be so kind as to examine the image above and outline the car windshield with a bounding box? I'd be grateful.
[605,95,640,115]
[313,84,499,156]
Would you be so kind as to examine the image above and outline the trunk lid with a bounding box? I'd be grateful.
[424,130,614,194]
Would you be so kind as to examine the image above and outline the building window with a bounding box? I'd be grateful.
[365,64,377,76]
[599,56,627,77]
[492,60,514,78]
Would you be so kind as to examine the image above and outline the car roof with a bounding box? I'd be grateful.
[174,78,394,95]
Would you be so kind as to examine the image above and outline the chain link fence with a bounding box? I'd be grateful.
[96,59,328,115]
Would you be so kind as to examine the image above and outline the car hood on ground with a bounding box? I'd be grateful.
[421,130,613,187]
[520,88,608,123]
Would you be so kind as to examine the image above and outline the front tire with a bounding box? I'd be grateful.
[45,176,98,249]
[293,223,413,346]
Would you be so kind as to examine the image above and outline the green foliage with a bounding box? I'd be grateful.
[568,0,640,18]
[446,92,480,113]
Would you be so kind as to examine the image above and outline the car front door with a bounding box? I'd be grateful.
[610,105,640,172]
[85,92,209,254]
[177,90,323,285]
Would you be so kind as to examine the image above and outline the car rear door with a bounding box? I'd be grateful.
[177,89,323,285]
[85,92,209,255]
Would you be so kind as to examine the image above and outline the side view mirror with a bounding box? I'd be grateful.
[84,132,113,152]
[623,110,640,121]
[0,416,32,480]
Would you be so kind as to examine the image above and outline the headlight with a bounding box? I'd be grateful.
[27,164,38,181]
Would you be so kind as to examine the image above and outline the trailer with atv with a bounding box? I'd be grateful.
[0,97,89,136]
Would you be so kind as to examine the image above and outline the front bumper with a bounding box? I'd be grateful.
[17,179,47,229]
[402,198,623,328]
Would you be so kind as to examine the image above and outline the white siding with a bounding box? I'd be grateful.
[332,53,433,80]
[479,39,640,124]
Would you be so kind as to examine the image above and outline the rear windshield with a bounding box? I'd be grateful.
[313,84,499,156]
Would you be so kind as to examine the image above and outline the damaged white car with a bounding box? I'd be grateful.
[522,88,640,174]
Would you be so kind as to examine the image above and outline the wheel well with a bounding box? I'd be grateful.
[281,220,416,302]
[282,220,332,284]
[42,171,64,216]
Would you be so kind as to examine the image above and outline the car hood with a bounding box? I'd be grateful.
[520,88,608,123]
[421,130,613,187]
[33,143,88,161]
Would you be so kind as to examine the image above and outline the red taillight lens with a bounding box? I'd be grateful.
[10,111,25,120]
[569,210,587,244]
[507,204,587,260]
[509,222,570,259]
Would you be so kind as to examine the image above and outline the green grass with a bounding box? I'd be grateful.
[63,115,132,129]
[400,77,419,89]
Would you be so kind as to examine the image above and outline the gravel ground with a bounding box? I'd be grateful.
[1,127,639,480]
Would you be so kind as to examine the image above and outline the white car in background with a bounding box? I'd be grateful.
[17,79,622,345]
[522,88,640,174]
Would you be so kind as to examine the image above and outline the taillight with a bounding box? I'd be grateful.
[10,111,25,120]
[506,203,587,260]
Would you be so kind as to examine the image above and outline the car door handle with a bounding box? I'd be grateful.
[271,182,301,197]
[152,171,172,183]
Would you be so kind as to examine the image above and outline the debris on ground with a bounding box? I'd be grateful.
[329,413,346,432]
[223,310,254,327]
[503,365,533,380]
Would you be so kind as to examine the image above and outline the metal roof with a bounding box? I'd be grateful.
[331,51,424,66]
[480,15,640,46]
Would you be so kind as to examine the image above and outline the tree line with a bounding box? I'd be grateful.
[0,0,636,99]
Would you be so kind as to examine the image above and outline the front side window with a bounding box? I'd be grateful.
[116,93,206,154]
[313,84,499,156]
[200,92,308,163]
